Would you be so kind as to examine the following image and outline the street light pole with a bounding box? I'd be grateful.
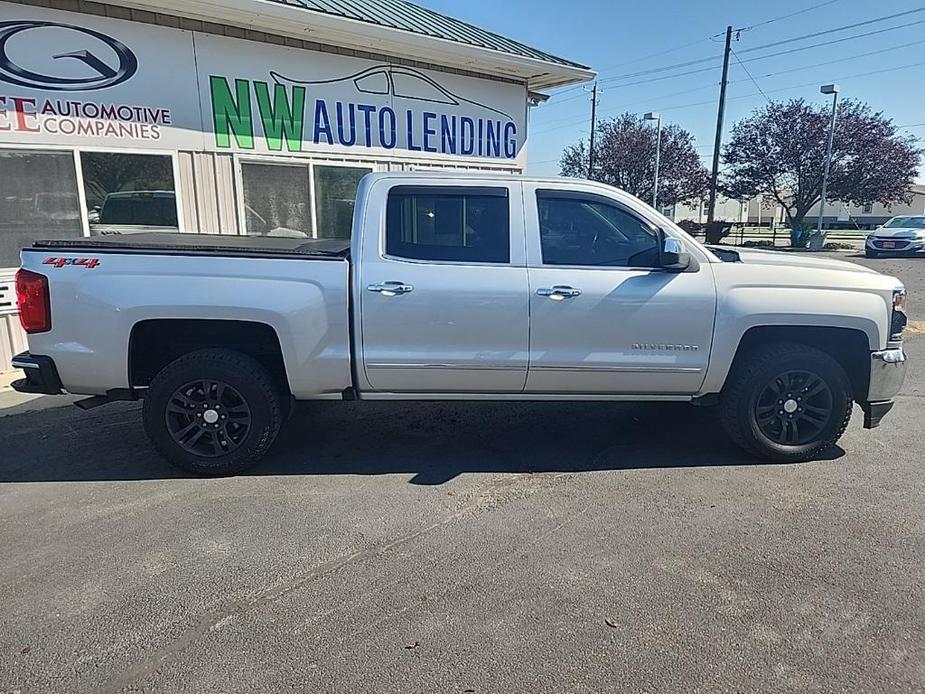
[645,112,662,209]
[813,83,841,249]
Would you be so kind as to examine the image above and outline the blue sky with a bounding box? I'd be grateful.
[422,0,925,179]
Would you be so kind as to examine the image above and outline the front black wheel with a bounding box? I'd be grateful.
[720,342,853,462]
[865,249,879,258]
[143,349,283,475]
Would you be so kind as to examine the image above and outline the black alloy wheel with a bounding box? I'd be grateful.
[753,370,834,446]
[143,349,283,476]
[165,379,252,457]
[719,342,853,462]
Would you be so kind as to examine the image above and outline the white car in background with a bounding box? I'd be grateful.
[866,216,925,257]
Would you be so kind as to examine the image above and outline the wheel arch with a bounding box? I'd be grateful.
[718,325,871,403]
[128,319,290,396]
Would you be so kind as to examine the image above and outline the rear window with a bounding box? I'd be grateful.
[100,196,178,226]
[385,187,510,264]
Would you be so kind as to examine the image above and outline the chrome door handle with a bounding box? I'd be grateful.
[537,285,582,300]
[367,281,414,296]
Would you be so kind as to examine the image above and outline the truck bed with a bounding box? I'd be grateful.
[33,232,351,260]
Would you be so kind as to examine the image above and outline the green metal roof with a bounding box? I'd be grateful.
[265,0,590,70]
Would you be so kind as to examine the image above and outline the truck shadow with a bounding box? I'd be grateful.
[0,400,844,484]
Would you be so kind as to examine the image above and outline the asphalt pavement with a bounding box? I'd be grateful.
[1,252,923,694]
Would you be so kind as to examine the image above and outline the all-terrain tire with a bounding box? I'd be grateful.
[719,342,853,462]
[143,349,283,476]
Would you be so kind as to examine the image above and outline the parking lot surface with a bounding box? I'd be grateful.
[1,252,923,694]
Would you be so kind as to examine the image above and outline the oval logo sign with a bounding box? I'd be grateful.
[0,20,137,91]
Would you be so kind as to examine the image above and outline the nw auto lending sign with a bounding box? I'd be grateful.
[0,2,527,160]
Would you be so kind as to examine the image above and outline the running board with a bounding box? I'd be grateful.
[73,388,139,410]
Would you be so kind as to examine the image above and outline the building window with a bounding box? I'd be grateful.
[863,203,873,214]
[386,187,510,263]
[241,162,312,237]
[313,165,371,239]
[0,150,82,268]
[80,152,178,234]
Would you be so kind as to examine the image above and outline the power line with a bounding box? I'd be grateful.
[595,0,853,76]
[732,17,925,63]
[598,17,925,90]
[752,37,925,80]
[540,89,598,109]
[737,7,925,56]
[666,59,925,114]
[531,58,925,138]
[599,8,925,84]
[534,80,721,129]
[601,51,721,83]
[730,48,771,102]
[740,0,847,31]
[595,37,716,74]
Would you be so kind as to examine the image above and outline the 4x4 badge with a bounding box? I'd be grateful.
[43,257,100,269]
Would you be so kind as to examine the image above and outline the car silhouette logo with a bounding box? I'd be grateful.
[0,20,137,91]
[270,64,514,121]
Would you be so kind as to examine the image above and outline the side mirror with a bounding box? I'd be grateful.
[660,232,691,272]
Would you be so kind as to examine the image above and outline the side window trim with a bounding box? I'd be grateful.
[390,186,509,198]
[384,186,512,266]
[535,189,658,232]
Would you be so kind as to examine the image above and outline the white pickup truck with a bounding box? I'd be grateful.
[12,173,908,475]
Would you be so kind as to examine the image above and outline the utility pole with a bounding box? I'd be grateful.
[588,83,598,179]
[707,25,734,223]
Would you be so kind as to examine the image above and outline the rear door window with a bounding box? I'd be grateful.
[386,187,510,264]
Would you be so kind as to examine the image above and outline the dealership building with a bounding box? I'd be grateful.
[0,0,593,370]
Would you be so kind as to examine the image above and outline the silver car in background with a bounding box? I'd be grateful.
[866,216,925,257]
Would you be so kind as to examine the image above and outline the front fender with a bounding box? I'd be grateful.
[700,285,887,395]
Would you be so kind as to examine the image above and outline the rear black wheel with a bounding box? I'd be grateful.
[720,342,853,462]
[143,349,282,475]
[164,379,253,459]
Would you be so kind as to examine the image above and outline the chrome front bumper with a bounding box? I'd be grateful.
[866,237,925,253]
[863,346,907,428]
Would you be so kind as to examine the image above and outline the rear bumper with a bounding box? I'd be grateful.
[862,346,906,429]
[10,352,64,395]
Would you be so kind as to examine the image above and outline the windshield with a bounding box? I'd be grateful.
[885,216,925,229]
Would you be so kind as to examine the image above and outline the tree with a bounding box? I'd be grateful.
[723,99,922,246]
[559,113,709,208]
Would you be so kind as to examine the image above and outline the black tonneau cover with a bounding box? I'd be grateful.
[32,232,350,260]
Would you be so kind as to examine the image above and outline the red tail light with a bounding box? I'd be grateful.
[15,269,51,334]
